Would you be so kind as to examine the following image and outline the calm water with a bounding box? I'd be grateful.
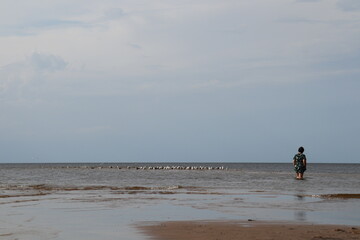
[1,163,360,240]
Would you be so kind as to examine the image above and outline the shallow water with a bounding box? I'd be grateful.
[1,163,359,239]
[1,163,359,194]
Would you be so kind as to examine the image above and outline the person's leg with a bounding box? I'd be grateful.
[299,172,304,180]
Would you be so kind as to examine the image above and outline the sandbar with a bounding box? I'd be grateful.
[139,221,360,240]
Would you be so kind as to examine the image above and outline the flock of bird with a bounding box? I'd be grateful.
[62,165,228,170]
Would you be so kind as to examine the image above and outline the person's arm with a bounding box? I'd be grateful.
[303,156,307,168]
[293,158,296,166]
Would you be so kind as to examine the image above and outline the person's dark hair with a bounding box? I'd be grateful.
[298,146,304,153]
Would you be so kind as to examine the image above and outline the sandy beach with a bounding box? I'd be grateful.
[140,221,360,240]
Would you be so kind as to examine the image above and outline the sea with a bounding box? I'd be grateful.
[1,163,359,240]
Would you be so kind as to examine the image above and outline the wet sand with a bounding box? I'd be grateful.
[140,221,360,240]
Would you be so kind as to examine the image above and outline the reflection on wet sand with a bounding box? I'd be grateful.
[294,210,307,222]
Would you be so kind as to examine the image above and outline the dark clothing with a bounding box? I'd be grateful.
[294,153,306,173]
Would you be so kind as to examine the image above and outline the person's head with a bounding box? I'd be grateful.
[298,146,304,153]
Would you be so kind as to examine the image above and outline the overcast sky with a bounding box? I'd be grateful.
[1,0,359,163]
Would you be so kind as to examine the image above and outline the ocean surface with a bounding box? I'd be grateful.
[1,163,360,240]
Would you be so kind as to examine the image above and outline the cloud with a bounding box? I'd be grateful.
[337,0,360,11]
[127,42,142,49]
[0,0,93,36]
[29,52,68,72]
[103,8,126,20]
[0,52,67,99]
[4,18,94,37]
[0,3,126,37]
[278,17,325,24]
[0,19,89,37]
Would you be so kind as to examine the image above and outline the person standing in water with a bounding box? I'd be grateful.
[293,146,307,180]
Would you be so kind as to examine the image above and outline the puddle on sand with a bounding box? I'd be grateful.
[0,197,231,240]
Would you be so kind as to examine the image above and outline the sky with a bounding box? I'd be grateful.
[0,0,359,163]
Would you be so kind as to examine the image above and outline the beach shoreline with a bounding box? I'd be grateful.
[1,163,360,239]
[138,220,360,240]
